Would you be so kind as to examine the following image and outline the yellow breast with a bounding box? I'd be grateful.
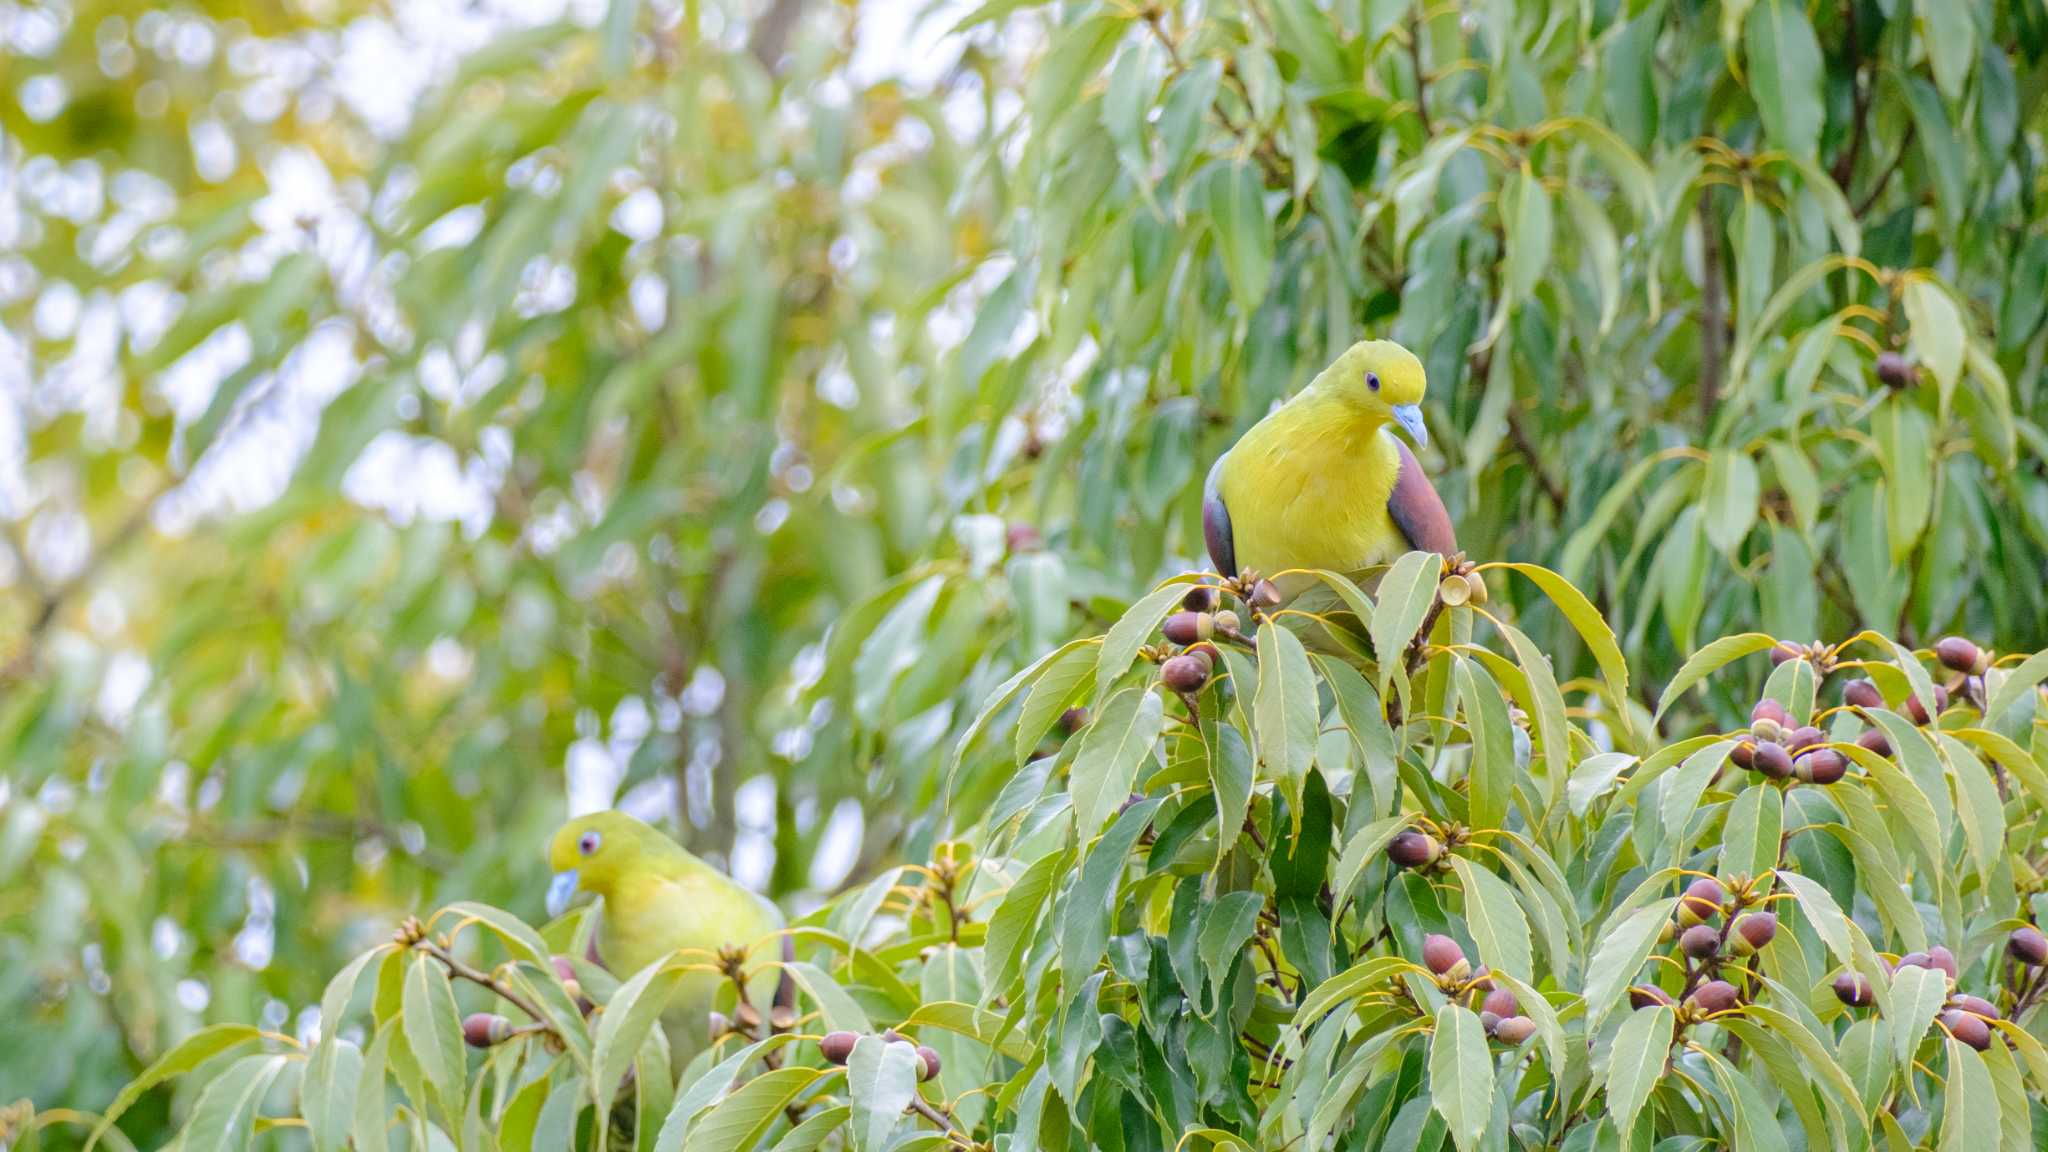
[1219,397,1406,584]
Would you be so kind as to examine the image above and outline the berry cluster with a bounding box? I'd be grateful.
[1420,934,1535,1045]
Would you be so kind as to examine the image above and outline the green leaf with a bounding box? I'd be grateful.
[401,953,465,1121]
[1061,797,1162,981]
[1014,640,1101,765]
[1097,583,1189,701]
[1201,159,1276,318]
[1254,622,1320,812]
[1497,563,1632,734]
[1918,0,1975,103]
[900,1001,1035,1063]
[1941,1039,1999,1152]
[1291,956,1409,1031]
[1701,450,1760,554]
[1744,0,1824,158]
[1198,890,1266,995]
[1371,552,1441,700]
[179,1054,288,1152]
[769,1105,851,1152]
[1455,656,1514,832]
[1889,964,1949,1070]
[1985,649,2048,722]
[845,1036,920,1151]
[652,1040,782,1152]
[1449,857,1532,984]
[1503,163,1554,300]
[1583,899,1679,1032]
[1901,75,1967,226]
[1652,633,1776,724]
[1428,1003,1493,1152]
[1069,686,1164,840]
[783,963,873,1034]
[1721,782,1782,878]
[683,1068,828,1152]
[1604,1005,1673,1134]
[87,1024,266,1150]
[1942,734,2006,885]
[593,958,691,1106]
[982,849,1068,1000]
[1329,813,1411,910]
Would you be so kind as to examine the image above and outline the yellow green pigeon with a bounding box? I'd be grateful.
[1203,339,1455,594]
[546,811,785,1066]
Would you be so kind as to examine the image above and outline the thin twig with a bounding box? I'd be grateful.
[1506,409,1566,508]
[1407,6,1432,134]
[416,938,558,1036]
[1852,124,1916,216]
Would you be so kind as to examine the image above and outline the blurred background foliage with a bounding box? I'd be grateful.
[2,0,2046,1133]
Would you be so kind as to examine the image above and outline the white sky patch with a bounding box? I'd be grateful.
[564,736,621,816]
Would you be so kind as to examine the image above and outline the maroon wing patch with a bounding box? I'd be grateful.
[1387,441,1457,556]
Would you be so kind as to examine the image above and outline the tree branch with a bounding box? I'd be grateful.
[1696,187,1726,424]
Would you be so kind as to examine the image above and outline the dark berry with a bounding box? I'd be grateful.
[1680,924,1722,960]
[1689,981,1740,1014]
[1842,679,1884,710]
[2009,927,2048,967]
[1386,830,1443,869]
[1423,934,1467,977]
[463,1013,512,1048]
[1833,973,1874,1007]
[1942,1009,1992,1050]
[1753,742,1795,780]
[820,1031,860,1064]
[1935,637,1983,675]
[1678,878,1724,925]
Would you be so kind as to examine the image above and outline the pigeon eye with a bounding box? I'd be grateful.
[1366,372,1381,391]
[578,831,601,856]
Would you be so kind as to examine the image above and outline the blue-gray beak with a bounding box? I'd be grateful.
[1390,404,1428,450]
[546,870,580,919]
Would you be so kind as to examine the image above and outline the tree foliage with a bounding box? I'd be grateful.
[5,0,2048,1147]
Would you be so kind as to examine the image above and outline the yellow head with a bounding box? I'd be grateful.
[1311,339,1430,447]
[545,810,685,918]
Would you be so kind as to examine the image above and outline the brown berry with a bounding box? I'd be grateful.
[1059,706,1088,734]
[1680,924,1722,960]
[1905,685,1949,725]
[1788,726,1826,753]
[1843,679,1884,710]
[1678,878,1725,925]
[1182,586,1219,613]
[1731,742,1756,769]
[1386,830,1443,869]
[1928,946,1959,981]
[1857,728,1892,757]
[916,1045,942,1081]
[2009,926,2048,967]
[1481,988,1518,1018]
[1770,643,1805,666]
[1752,742,1795,780]
[1950,994,2000,1020]
[820,1030,860,1065]
[1629,985,1676,1010]
[1935,637,1982,674]
[1942,1009,1992,1050]
[1492,1015,1536,1044]
[1161,654,1211,693]
[1751,699,1791,728]
[1897,951,1931,971]
[1422,934,1467,977]
[1162,611,1214,646]
[1799,749,1847,785]
[1833,973,1874,1007]
[1731,913,1777,955]
[463,1013,513,1048]
[1689,980,1740,1014]
[1876,351,1919,389]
